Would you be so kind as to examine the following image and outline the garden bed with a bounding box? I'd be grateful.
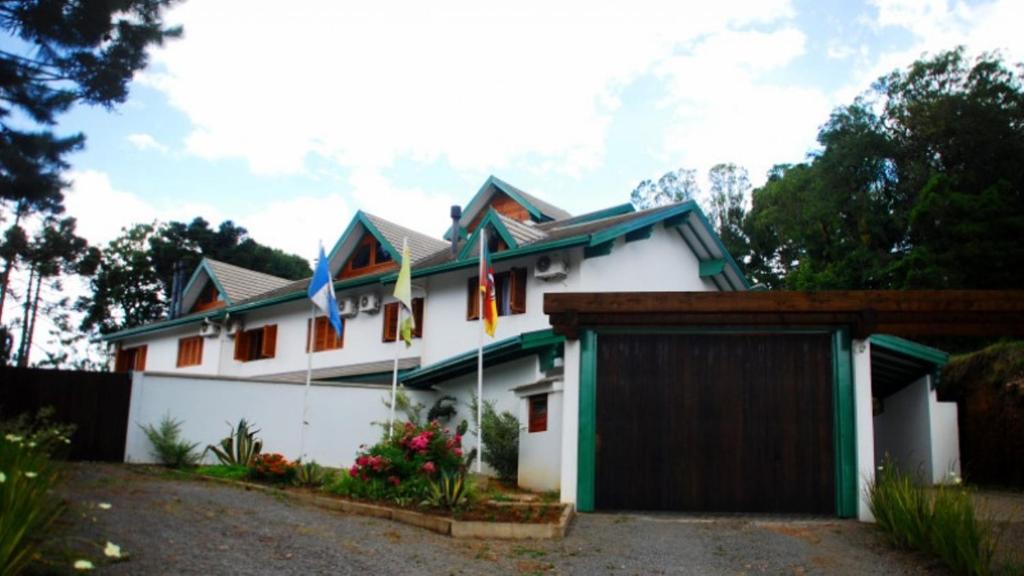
[189,470,573,539]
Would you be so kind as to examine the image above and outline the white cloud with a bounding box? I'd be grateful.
[126,133,169,153]
[65,171,163,244]
[144,0,795,179]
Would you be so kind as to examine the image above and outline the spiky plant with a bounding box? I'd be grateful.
[205,419,263,466]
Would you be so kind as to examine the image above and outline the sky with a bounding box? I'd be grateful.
[46,0,1023,264]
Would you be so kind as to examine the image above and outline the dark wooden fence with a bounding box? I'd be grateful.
[0,367,133,462]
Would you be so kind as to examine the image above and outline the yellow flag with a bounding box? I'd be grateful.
[393,238,414,346]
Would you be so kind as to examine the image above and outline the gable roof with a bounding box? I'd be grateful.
[105,180,750,342]
[454,175,572,236]
[180,257,291,309]
[327,210,449,274]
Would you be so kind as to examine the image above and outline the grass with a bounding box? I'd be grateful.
[196,464,250,481]
[870,458,1000,576]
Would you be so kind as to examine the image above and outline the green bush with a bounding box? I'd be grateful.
[140,415,201,468]
[471,396,520,484]
[205,418,262,466]
[869,457,998,576]
[0,418,68,576]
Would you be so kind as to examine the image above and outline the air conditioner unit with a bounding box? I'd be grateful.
[199,319,221,337]
[534,254,568,281]
[225,319,243,338]
[339,297,358,318]
[359,293,381,314]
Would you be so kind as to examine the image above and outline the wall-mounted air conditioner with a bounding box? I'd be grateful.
[339,297,358,318]
[199,319,221,337]
[359,293,381,314]
[534,254,568,281]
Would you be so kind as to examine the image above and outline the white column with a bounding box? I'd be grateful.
[852,338,875,522]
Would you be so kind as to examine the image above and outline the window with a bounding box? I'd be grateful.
[176,336,203,367]
[306,316,344,352]
[466,268,527,320]
[383,298,425,342]
[528,394,548,433]
[114,345,147,372]
[234,324,277,362]
[339,235,397,279]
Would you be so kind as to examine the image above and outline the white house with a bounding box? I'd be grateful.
[108,175,958,521]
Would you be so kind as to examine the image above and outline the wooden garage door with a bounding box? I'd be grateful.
[595,333,835,514]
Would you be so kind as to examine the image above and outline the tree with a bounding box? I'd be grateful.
[745,48,1024,290]
[0,0,182,344]
[630,168,700,209]
[707,163,751,268]
[79,219,312,336]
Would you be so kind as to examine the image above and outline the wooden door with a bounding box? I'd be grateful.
[595,333,835,514]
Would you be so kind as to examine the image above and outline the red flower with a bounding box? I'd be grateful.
[421,461,436,474]
[387,475,401,487]
[349,465,358,477]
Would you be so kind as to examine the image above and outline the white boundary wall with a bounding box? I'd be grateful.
[125,372,435,467]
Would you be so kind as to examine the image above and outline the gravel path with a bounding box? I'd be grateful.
[44,463,945,575]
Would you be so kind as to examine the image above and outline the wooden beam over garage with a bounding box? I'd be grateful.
[544,290,1024,339]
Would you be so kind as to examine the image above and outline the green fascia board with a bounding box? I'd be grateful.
[689,208,752,290]
[457,208,519,260]
[326,211,402,267]
[102,308,228,341]
[590,202,696,247]
[869,334,949,367]
[571,203,635,225]
[181,258,234,307]
[699,259,727,277]
[460,175,543,224]
[401,328,564,387]
[442,225,468,242]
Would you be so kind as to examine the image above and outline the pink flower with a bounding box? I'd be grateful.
[349,465,359,478]
[409,432,431,452]
[421,461,436,474]
[453,448,463,457]
[356,455,368,467]
[387,475,401,487]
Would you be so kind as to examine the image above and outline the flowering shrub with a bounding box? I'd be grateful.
[338,420,470,504]
[250,453,297,483]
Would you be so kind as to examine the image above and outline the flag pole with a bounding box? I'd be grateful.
[388,237,408,439]
[476,229,485,474]
[300,256,317,461]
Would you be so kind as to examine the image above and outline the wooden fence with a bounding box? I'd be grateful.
[0,367,132,462]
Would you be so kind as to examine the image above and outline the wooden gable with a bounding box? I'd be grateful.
[466,191,531,234]
[190,282,225,313]
[337,232,399,280]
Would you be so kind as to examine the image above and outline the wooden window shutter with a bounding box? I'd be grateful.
[510,267,527,314]
[135,345,148,371]
[382,302,399,342]
[412,297,424,338]
[261,325,277,358]
[234,331,246,361]
[466,276,480,320]
[528,394,548,433]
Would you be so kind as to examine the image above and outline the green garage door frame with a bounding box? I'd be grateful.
[576,327,858,518]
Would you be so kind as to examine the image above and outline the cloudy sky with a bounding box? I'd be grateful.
[56,0,1024,263]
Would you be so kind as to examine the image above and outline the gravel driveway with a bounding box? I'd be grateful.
[45,463,944,575]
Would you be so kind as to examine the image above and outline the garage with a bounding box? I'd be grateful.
[595,332,836,514]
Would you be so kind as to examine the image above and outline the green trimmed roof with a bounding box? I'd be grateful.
[105,178,750,342]
[180,258,291,310]
[401,329,564,388]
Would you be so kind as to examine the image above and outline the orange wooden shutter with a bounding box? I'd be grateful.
[234,331,246,360]
[194,337,203,365]
[382,302,398,342]
[261,325,277,358]
[412,297,424,338]
[135,345,148,371]
[510,267,527,314]
[466,277,480,320]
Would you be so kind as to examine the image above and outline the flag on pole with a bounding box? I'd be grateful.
[307,245,342,337]
[479,230,497,337]
[393,238,415,346]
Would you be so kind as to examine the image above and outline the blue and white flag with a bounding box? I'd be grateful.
[307,245,342,337]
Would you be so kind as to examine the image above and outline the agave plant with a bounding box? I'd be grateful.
[205,419,262,466]
[293,460,329,488]
[428,468,469,510]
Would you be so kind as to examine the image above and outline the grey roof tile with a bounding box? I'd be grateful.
[205,258,292,303]
[363,212,450,264]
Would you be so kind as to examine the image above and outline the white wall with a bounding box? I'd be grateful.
[874,375,933,482]
[560,339,580,505]
[853,339,875,522]
[517,387,563,492]
[930,391,961,483]
[579,225,718,292]
[125,372,435,467]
